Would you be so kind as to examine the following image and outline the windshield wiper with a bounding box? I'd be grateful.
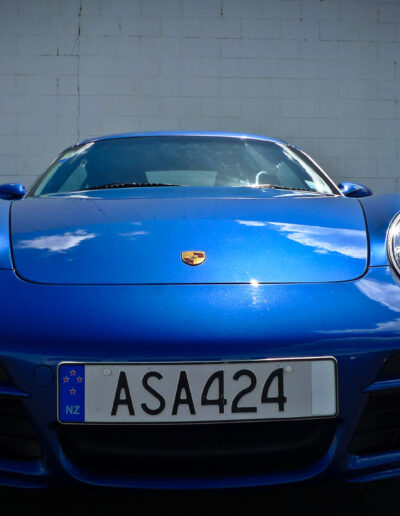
[80,182,318,193]
[253,183,315,192]
[81,182,185,191]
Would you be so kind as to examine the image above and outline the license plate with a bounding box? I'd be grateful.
[58,358,337,424]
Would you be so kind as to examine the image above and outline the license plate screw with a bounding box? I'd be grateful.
[284,365,292,373]
[104,368,111,376]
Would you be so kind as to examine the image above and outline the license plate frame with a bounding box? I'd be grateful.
[57,357,338,424]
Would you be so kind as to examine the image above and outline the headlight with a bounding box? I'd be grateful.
[387,212,400,276]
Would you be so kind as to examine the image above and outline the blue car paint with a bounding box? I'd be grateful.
[0,183,26,200]
[0,265,399,487]
[338,182,373,198]
[0,201,12,269]
[359,193,400,267]
[11,188,367,285]
[0,131,400,488]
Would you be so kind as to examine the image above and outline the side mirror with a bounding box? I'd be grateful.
[338,182,372,198]
[0,183,26,199]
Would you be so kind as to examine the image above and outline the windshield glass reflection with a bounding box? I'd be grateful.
[29,136,337,196]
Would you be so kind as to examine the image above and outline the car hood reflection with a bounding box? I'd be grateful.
[16,229,97,253]
[11,193,367,284]
[266,222,366,259]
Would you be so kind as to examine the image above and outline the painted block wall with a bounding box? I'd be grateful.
[0,0,399,192]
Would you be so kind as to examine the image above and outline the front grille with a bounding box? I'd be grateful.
[59,419,336,478]
[350,390,400,456]
[0,396,41,461]
[0,364,11,384]
[379,353,400,378]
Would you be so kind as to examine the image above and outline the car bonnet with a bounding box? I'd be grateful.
[10,188,367,284]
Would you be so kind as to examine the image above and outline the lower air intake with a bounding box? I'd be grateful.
[379,352,400,378]
[58,419,336,478]
[0,396,41,461]
[350,390,400,456]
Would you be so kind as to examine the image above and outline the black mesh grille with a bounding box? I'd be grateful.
[58,419,336,478]
[350,390,400,456]
[0,396,41,461]
[0,364,11,384]
[380,353,400,378]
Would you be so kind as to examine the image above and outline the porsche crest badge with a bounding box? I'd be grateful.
[181,251,206,266]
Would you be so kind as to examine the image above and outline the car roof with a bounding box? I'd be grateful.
[73,131,288,148]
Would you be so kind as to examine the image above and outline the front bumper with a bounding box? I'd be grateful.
[0,266,400,488]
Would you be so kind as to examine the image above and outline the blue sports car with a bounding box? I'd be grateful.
[0,131,399,488]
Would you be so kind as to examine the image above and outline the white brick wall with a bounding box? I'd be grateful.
[0,0,399,192]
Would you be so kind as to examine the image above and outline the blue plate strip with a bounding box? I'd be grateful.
[59,364,85,422]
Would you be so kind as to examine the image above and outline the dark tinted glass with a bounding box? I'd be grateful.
[31,136,337,195]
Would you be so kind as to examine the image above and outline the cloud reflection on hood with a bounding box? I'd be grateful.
[119,231,149,240]
[237,220,266,227]
[320,278,400,335]
[268,222,366,259]
[357,278,400,314]
[236,220,366,259]
[16,229,97,253]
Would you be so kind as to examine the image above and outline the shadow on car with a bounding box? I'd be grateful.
[1,480,400,515]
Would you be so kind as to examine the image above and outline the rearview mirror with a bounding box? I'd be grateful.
[338,182,372,198]
[0,183,26,199]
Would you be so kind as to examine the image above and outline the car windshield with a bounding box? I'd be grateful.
[30,136,338,196]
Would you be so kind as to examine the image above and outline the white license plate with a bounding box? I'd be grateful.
[58,358,337,424]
